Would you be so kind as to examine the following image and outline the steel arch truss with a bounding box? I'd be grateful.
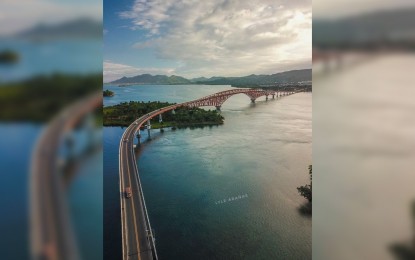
[183,88,276,108]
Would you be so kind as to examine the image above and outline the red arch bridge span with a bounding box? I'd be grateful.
[132,88,296,139]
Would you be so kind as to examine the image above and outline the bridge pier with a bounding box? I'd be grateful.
[272,94,275,99]
[159,114,165,132]
[147,120,151,139]
[83,112,97,150]
[136,129,141,146]
[265,95,268,101]
[251,98,256,103]
[172,109,175,115]
[215,105,221,111]
[65,134,75,160]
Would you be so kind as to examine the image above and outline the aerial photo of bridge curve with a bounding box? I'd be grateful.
[118,88,298,260]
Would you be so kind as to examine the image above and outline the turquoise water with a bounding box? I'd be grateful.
[0,39,102,81]
[0,123,102,260]
[0,123,41,259]
[104,85,312,259]
[68,150,103,260]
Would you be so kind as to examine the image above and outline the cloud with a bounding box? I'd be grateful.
[104,61,175,82]
[0,0,102,35]
[119,0,311,77]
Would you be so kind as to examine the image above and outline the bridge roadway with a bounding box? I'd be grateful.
[31,92,102,260]
[119,88,296,260]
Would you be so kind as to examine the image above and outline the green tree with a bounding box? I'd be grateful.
[0,50,19,64]
[103,89,114,97]
[297,165,312,202]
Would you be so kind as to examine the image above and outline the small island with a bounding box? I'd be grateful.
[103,101,224,128]
[0,50,19,64]
[103,89,114,97]
[297,165,312,216]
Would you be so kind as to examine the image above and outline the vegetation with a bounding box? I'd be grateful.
[103,101,224,127]
[103,89,114,97]
[297,165,312,202]
[0,50,19,64]
[389,200,415,259]
[0,73,101,122]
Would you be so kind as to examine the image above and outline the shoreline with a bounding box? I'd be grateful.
[103,121,223,128]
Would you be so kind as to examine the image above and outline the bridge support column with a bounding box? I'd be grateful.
[272,94,275,99]
[65,134,75,160]
[159,114,164,132]
[83,113,97,150]
[172,109,175,115]
[265,95,268,101]
[147,120,151,139]
[215,106,221,111]
[136,130,141,145]
[251,98,256,103]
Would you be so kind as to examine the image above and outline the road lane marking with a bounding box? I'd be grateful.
[125,128,142,257]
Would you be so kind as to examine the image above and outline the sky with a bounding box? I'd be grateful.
[0,0,102,36]
[104,0,311,82]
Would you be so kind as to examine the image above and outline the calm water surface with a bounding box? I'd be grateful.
[0,123,102,259]
[0,39,102,81]
[104,85,312,259]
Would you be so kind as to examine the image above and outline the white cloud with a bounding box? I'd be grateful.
[119,0,311,77]
[104,61,175,82]
[0,0,102,35]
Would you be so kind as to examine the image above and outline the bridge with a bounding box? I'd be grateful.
[119,88,297,260]
[30,92,102,260]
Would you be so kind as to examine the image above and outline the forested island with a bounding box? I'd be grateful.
[0,50,19,64]
[103,89,114,97]
[104,101,224,128]
[0,73,101,122]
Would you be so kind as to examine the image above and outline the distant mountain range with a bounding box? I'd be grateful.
[112,74,191,85]
[314,8,415,48]
[15,17,102,40]
[110,69,311,86]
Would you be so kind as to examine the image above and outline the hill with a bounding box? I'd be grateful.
[195,69,311,85]
[15,17,102,40]
[111,74,191,85]
[110,69,311,86]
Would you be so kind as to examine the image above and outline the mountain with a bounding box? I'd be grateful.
[15,17,102,40]
[313,8,415,48]
[110,69,311,86]
[190,76,226,82]
[111,74,191,85]
[195,69,311,85]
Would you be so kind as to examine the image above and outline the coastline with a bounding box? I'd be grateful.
[103,120,224,128]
